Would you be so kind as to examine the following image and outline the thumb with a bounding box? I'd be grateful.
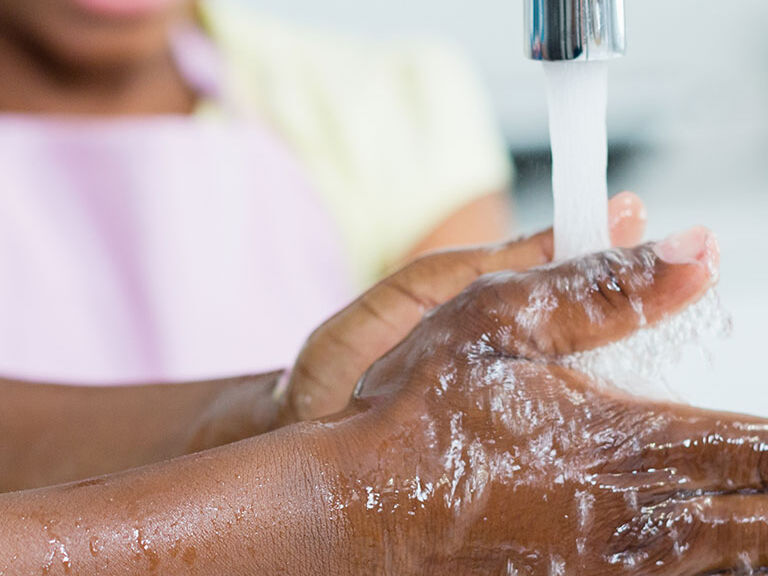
[287,194,648,421]
[468,226,719,359]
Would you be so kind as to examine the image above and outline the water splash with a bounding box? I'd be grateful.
[544,60,733,405]
[561,288,732,400]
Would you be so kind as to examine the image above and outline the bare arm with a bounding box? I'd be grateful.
[404,191,512,260]
[0,373,283,493]
[1,234,767,575]
[0,193,646,494]
[0,420,347,575]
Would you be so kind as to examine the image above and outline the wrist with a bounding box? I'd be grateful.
[286,401,407,575]
[307,400,434,575]
[278,417,361,574]
[184,372,287,453]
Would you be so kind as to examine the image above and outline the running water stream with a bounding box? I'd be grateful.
[545,61,610,261]
[543,60,731,402]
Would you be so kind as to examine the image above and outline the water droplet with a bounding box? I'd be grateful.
[89,537,103,556]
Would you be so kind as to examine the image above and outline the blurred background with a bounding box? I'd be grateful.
[239,0,768,414]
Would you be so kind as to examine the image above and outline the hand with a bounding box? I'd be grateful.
[320,228,768,574]
[283,192,647,422]
[3,228,764,576]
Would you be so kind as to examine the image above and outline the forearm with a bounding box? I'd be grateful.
[0,372,284,492]
[0,420,345,575]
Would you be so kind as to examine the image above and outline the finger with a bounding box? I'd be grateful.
[609,191,647,248]
[467,226,719,359]
[287,236,545,420]
[607,493,768,574]
[477,191,647,273]
[348,192,648,360]
[307,191,649,359]
[605,403,768,498]
[584,397,768,573]
[289,194,648,420]
[678,494,768,573]
[337,191,649,340]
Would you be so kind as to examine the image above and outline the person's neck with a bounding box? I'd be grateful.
[0,22,197,117]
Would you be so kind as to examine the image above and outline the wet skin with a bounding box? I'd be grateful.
[0,193,646,492]
[1,221,767,574]
[284,191,648,423]
[337,239,768,574]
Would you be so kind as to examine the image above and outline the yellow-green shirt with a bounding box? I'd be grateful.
[199,1,511,288]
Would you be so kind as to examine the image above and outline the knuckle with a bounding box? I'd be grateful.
[465,274,511,321]
[594,255,634,311]
[606,500,700,570]
[426,275,507,350]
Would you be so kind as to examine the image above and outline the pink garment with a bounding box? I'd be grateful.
[0,115,351,384]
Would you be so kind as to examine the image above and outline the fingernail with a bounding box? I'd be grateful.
[653,227,720,276]
[608,192,648,246]
[609,191,647,229]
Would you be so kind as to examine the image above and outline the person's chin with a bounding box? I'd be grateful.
[68,0,178,19]
[32,4,175,72]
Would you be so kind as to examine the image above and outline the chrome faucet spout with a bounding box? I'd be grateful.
[524,0,626,61]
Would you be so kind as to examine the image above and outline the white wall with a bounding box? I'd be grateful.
[235,0,768,149]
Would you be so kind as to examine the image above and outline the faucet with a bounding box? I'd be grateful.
[524,0,626,61]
